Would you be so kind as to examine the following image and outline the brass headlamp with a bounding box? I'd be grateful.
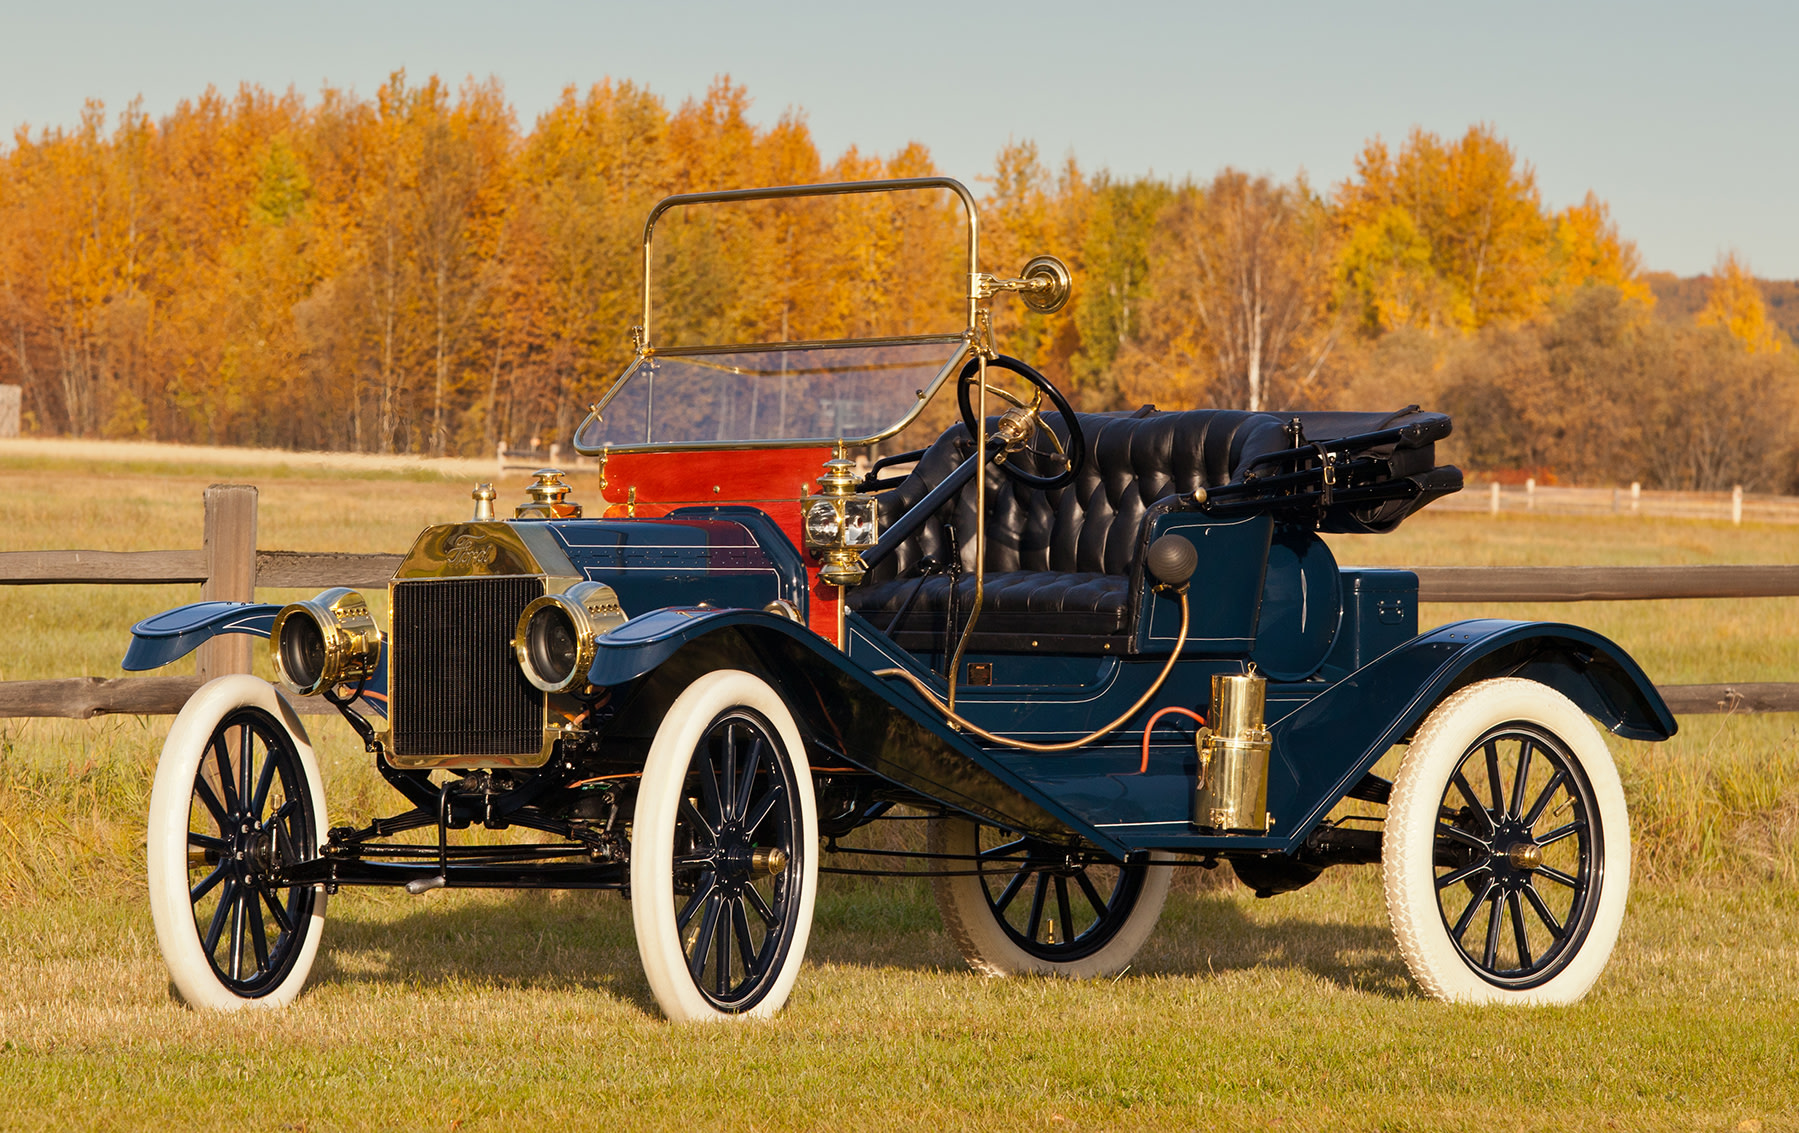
[513,581,628,693]
[802,453,878,588]
[270,588,383,697]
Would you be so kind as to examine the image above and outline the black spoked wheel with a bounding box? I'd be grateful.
[977,831,1147,961]
[1431,723,1602,988]
[184,707,321,995]
[148,678,328,1009]
[1384,677,1630,1004]
[672,710,804,1011]
[928,817,1172,976]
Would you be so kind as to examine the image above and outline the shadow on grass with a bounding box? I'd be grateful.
[307,889,658,1014]
[298,871,1412,1012]
[1144,888,1412,997]
[806,873,1413,997]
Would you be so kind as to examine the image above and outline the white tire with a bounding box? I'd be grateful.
[147,675,328,1009]
[631,670,818,1021]
[1383,677,1629,1005]
[928,816,1172,978]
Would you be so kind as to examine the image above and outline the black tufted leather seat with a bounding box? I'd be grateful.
[850,409,1295,653]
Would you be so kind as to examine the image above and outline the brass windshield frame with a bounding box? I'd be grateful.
[574,335,972,455]
[572,176,981,456]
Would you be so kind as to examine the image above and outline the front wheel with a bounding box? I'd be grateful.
[1382,677,1630,1005]
[928,816,1172,977]
[146,676,328,1009]
[630,670,819,1021]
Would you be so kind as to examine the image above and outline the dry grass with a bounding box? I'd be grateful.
[3,455,1799,1129]
[2,872,1795,1130]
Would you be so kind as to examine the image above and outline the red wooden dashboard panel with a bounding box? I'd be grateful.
[597,447,841,643]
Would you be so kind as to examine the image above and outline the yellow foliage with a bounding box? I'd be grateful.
[1698,251,1785,354]
[1334,126,1649,337]
[1337,204,1452,333]
[1552,191,1652,305]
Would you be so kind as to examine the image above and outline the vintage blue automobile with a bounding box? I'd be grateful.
[126,178,1674,1020]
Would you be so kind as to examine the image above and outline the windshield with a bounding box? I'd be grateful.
[644,184,971,350]
[573,178,981,454]
[574,337,969,452]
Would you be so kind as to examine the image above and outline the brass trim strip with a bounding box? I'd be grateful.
[650,332,968,358]
[639,177,982,344]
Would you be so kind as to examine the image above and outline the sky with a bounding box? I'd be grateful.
[4,0,1793,277]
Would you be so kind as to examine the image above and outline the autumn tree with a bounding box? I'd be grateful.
[1068,173,1171,399]
[1337,126,1554,333]
[501,79,671,444]
[1551,191,1650,303]
[1698,251,1785,354]
[1435,283,1799,489]
[1127,170,1339,411]
[4,82,1790,488]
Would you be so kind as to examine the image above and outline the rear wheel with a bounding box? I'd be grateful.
[928,816,1171,977]
[147,676,327,1009]
[631,670,818,1021]
[1383,677,1629,1005]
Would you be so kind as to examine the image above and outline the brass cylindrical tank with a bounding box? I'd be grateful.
[1191,669,1273,833]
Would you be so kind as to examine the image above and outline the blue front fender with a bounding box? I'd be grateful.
[123,600,388,717]
[588,606,1126,855]
[1267,618,1675,846]
[123,601,284,671]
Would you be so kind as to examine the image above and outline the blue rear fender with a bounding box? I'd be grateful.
[1266,618,1675,846]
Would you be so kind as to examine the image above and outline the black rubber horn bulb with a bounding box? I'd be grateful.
[1146,534,1198,588]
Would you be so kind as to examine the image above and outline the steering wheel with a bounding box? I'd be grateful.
[957,354,1086,491]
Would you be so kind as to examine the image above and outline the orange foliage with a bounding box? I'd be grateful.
[0,82,1756,454]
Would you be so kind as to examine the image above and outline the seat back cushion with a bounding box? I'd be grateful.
[863,408,1290,585]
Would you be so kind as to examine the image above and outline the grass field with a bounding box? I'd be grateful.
[2,451,1798,1130]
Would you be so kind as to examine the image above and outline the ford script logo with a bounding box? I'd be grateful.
[446,532,500,568]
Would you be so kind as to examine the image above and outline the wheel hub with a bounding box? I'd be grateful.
[1487,819,1541,889]
[1506,840,1544,872]
[713,825,787,885]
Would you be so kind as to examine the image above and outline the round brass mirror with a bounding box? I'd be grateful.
[1019,255,1072,314]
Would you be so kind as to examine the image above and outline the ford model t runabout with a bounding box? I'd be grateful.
[128,179,1673,1019]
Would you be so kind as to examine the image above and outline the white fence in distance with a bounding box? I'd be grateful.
[496,440,600,474]
[0,385,19,438]
[1435,480,1799,526]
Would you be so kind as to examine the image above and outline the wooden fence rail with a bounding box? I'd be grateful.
[2,486,1796,719]
[0,549,402,589]
[1412,564,1799,603]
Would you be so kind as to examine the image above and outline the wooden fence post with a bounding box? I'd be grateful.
[196,485,258,682]
[1732,484,1744,526]
[1489,482,1500,516]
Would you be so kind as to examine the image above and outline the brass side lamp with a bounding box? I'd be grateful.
[802,452,879,588]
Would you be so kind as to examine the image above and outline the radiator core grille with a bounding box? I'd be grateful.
[390,576,545,759]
